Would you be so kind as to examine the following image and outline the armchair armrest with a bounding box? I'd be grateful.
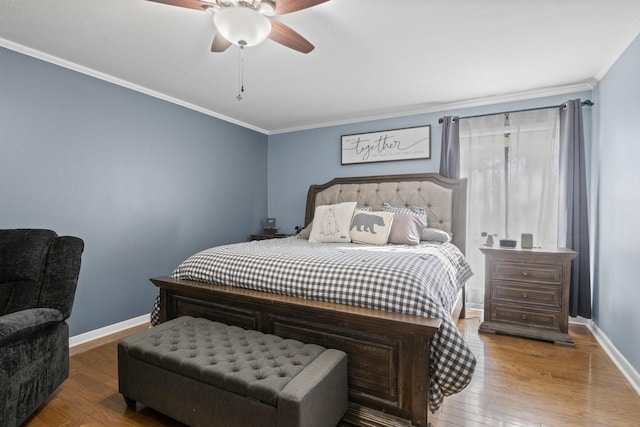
[0,308,64,347]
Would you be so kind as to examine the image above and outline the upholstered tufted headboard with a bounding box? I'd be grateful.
[305,173,467,254]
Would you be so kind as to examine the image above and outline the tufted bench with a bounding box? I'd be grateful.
[118,316,348,427]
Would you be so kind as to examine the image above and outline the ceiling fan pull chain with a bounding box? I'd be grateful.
[237,46,245,101]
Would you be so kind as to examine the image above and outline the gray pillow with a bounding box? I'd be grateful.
[421,227,452,243]
[388,214,428,245]
[297,222,312,239]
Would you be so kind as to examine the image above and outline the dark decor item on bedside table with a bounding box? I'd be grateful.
[0,229,84,427]
[478,246,577,347]
[499,239,517,248]
[250,233,292,240]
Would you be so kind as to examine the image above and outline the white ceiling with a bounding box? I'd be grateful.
[2,0,640,134]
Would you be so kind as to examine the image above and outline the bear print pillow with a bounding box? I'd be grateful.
[309,202,357,243]
[349,211,394,245]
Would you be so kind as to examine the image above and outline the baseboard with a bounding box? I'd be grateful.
[67,311,640,397]
[587,320,640,395]
[69,313,150,348]
[568,315,589,325]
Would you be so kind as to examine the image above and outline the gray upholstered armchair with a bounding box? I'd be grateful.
[0,229,84,427]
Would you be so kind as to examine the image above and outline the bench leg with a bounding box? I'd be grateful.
[123,395,136,408]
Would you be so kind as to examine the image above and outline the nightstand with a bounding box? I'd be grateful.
[250,233,292,240]
[478,246,577,346]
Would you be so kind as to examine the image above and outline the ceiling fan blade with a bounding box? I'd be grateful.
[146,0,213,12]
[273,0,330,15]
[269,20,314,53]
[211,33,232,52]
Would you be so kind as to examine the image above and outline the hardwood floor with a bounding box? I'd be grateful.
[430,311,640,426]
[25,310,640,427]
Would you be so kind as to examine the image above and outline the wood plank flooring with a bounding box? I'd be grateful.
[24,310,640,426]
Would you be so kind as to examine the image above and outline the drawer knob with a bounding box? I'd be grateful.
[521,314,528,320]
[522,271,529,276]
[522,292,528,298]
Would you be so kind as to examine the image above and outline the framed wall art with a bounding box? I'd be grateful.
[341,125,430,165]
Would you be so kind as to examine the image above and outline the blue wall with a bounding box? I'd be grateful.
[592,34,640,374]
[267,92,592,235]
[0,47,268,335]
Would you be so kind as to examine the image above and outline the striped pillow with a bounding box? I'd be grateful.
[381,201,427,222]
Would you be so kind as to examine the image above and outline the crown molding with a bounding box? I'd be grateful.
[2,37,597,137]
[0,38,269,135]
[593,17,640,80]
[268,81,596,135]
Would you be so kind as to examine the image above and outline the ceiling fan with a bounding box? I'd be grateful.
[147,0,330,54]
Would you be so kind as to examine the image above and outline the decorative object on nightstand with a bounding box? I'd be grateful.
[481,232,498,246]
[252,219,294,240]
[478,246,577,347]
[262,217,278,235]
[499,239,517,248]
[521,233,534,249]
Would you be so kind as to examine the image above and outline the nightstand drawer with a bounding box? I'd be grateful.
[490,303,560,329]
[491,281,561,307]
[491,261,562,285]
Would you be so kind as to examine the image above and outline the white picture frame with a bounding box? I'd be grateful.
[341,125,431,165]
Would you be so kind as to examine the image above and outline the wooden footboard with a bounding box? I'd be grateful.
[151,276,442,427]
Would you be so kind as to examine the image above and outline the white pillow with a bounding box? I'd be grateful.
[350,211,394,245]
[309,202,357,243]
[299,205,372,240]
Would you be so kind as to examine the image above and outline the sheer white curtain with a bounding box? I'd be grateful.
[459,109,560,307]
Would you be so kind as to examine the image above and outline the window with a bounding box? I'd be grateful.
[459,109,560,308]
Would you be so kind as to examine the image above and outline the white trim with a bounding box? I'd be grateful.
[0,38,268,135]
[66,312,640,397]
[587,320,640,395]
[69,313,150,348]
[267,82,596,134]
[593,17,640,80]
[2,37,595,136]
[569,316,590,325]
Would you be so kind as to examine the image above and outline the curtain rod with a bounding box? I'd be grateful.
[437,99,593,124]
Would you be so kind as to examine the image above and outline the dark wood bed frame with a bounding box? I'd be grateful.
[152,173,467,427]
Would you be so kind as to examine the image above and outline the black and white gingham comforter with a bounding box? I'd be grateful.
[169,237,476,411]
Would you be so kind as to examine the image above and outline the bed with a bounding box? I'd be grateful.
[151,173,475,427]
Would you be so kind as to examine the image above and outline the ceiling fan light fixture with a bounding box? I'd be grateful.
[257,0,275,16]
[208,4,222,13]
[213,7,272,47]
